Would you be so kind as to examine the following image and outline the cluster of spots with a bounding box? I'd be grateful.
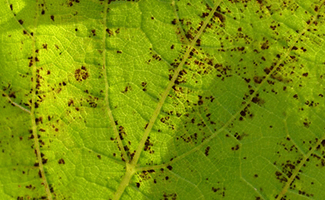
[118,125,126,140]
[144,136,154,154]
[204,146,210,156]
[172,4,226,45]
[74,66,89,82]
[238,103,254,121]
[108,0,139,4]
[162,192,177,200]
[123,144,135,160]
[206,5,226,27]
[83,94,99,108]
[210,185,226,197]
[145,48,162,64]
[171,102,217,146]
[170,17,191,44]
[159,113,177,131]
[135,166,173,189]
[272,136,325,198]
[141,82,147,91]
[1,84,31,110]
[113,125,136,160]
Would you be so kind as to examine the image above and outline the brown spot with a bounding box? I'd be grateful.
[214,12,225,22]
[201,12,209,18]
[293,94,298,99]
[68,99,74,106]
[240,111,246,117]
[252,96,264,105]
[261,40,269,50]
[75,67,89,82]
[51,15,54,21]
[58,158,65,164]
[253,76,263,84]
[212,187,219,192]
[315,6,319,12]
[18,19,23,25]
[205,146,210,156]
[106,28,113,35]
[264,67,272,74]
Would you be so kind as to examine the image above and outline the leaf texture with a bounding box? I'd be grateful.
[1,0,325,199]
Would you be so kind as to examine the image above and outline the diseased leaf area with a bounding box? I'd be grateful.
[1,0,325,199]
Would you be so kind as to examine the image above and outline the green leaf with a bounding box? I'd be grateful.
[1,0,325,199]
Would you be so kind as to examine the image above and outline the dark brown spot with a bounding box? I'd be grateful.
[58,158,65,164]
[253,76,263,84]
[261,40,269,50]
[214,12,224,22]
[74,67,89,82]
[91,29,96,36]
[205,146,210,156]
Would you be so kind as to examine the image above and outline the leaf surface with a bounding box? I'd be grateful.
[1,0,325,199]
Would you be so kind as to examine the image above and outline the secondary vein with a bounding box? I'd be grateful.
[102,0,129,163]
[30,0,52,199]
